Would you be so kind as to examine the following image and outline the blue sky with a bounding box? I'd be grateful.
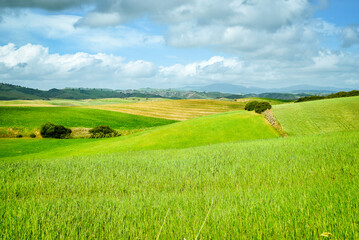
[0,0,358,90]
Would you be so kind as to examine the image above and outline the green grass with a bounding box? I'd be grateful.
[0,106,176,137]
[0,111,279,160]
[273,96,359,135]
[1,131,358,239]
[0,98,167,106]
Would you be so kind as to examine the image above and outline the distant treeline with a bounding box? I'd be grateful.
[0,83,164,100]
[296,90,359,103]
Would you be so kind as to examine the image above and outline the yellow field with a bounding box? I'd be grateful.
[84,99,244,120]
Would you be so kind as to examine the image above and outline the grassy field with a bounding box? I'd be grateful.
[0,111,279,159]
[0,106,176,137]
[1,96,358,239]
[0,97,166,107]
[85,99,246,120]
[1,131,358,239]
[273,96,359,135]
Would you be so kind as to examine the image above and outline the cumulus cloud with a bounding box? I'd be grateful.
[0,43,157,89]
[0,43,358,89]
[341,25,359,48]
[0,10,164,52]
[0,0,93,11]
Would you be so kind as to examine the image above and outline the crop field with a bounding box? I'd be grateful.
[1,96,359,239]
[273,96,359,135]
[0,106,176,137]
[0,111,279,160]
[1,131,358,239]
[0,97,165,107]
[85,99,246,120]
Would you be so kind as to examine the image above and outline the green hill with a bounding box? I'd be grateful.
[273,96,359,136]
[0,110,279,159]
[0,106,176,137]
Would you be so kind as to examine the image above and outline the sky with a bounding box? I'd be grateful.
[0,0,359,90]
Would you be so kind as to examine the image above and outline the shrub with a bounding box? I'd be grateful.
[30,133,36,138]
[89,125,120,138]
[16,134,23,138]
[254,102,272,114]
[40,122,72,139]
[244,101,259,111]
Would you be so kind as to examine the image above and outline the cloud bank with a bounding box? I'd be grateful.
[1,43,358,90]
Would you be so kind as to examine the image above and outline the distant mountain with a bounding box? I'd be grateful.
[0,83,164,100]
[182,83,352,94]
[1,83,354,101]
[181,83,265,94]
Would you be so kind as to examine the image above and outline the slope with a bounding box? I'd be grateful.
[273,96,359,135]
[1,131,358,239]
[0,106,176,137]
[0,110,279,160]
[85,99,245,120]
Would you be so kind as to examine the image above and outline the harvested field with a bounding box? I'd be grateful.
[85,99,244,120]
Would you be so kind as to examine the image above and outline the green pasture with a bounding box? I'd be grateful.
[1,131,358,239]
[273,96,359,135]
[0,97,166,106]
[0,106,176,137]
[0,111,279,160]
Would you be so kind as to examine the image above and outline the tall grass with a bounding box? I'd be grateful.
[1,131,358,239]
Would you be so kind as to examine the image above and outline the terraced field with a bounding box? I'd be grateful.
[85,99,245,120]
[273,96,359,135]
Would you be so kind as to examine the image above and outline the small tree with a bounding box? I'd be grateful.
[89,125,120,138]
[254,102,272,113]
[40,122,72,139]
[244,101,258,111]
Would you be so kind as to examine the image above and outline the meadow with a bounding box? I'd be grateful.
[0,106,176,137]
[1,131,358,239]
[0,97,165,107]
[273,96,359,135]
[0,111,279,160]
[1,96,359,239]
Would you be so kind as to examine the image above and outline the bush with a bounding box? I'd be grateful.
[254,102,272,114]
[30,133,36,138]
[16,134,23,138]
[40,122,72,139]
[244,101,259,111]
[89,125,120,138]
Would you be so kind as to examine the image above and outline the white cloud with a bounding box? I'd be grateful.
[0,10,164,52]
[341,25,359,48]
[1,43,359,89]
[0,43,157,89]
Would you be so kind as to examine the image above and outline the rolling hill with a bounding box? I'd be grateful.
[0,106,176,137]
[273,96,359,135]
[85,99,245,120]
[0,110,279,159]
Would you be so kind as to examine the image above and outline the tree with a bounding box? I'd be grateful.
[89,125,120,138]
[254,102,272,113]
[244,101,259,111]
[40,122,72,139]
